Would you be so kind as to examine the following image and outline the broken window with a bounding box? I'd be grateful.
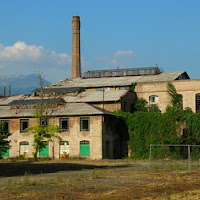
[20,119,29,133]
[80,117,90,131]
[59,118,69,132]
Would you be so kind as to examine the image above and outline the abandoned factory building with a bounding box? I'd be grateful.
[1,16,200,159]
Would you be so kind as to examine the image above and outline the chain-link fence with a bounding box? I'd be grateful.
[149,144,200,172]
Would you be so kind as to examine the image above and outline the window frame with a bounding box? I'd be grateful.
[149,95,159,104]
[20,119,29,133]
[59,118,69,132]
[40,117,49,127]
[1,120,9,133]
[80,117,90,131]
[19,141,29,156]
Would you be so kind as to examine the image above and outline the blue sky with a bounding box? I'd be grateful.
[0,0,199,82]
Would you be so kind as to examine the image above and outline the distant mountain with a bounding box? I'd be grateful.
[0,74,51,95]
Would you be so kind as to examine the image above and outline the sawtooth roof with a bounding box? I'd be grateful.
[0,103,112,118]
[63,90,129,103]
[51,71,189,89]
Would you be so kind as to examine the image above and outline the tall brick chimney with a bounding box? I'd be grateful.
[72,16,81,79]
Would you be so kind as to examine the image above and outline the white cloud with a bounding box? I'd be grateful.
[114,50,134,57]
[0,41,72,82]
[96,49,135,69]
[0,41,43,61]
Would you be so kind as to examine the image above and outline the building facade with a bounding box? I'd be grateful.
[135,79,200,113]
[1,100,127,159]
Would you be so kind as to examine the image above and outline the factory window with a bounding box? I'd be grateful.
[20,119,29,133]
[60,141,69,158]
[196,93,200,112]
[19,141,29,156]
[1,120,9,132]
[97,87,104,91]
[149,95,159,112]
[80,117,90,131]
[59,118,69,132]
[40,117,48,127]
[149,95,159,104]
[119,86,129,90]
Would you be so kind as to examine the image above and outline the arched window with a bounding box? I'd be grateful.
[196,93,200,112]
[60,141,69,158]
[19,141,29,156]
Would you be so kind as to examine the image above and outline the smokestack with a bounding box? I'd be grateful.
[9,85,11,97]
[72,16,81,79]
[4,86,6,97]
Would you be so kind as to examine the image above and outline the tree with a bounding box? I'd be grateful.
[26,74,61,160]
[26,124,60,160]
[132,98,148,112]
[0,121,12,159]
[167,82,183,109]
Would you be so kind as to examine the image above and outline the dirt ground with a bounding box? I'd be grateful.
[0,159,200,200]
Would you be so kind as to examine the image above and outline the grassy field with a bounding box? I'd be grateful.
[0,159,200,199]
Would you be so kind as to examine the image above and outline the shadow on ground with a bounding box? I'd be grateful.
[0,161,129,177]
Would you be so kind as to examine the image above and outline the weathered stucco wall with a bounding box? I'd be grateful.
[53,116,103,159]
[91,102,121,112]
[6,115,104,160]
[8,118,37,158]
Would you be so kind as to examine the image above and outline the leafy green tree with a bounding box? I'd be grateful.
[149,104,161,113]
[167,82,183,109]
[26,124,60,160]
[133,98,148,112]
[26,74,61,160]
[0,121,12,159]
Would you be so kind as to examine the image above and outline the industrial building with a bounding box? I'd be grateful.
[1,16,199,159]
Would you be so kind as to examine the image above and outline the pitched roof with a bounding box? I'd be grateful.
[63,90,129,103]
[0,103,112,118]
[137,72,190,82]
[50,71,188,89]
[0,95,24,106]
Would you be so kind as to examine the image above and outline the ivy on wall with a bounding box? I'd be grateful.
[115,82,200,159]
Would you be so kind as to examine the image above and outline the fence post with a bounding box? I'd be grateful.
[149,144,152,170]
[188,145,191,172]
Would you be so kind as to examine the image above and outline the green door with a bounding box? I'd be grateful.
[80,140,90,156]
[2,149,9,157]
[39,142,49,157]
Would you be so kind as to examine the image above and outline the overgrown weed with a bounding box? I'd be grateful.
[91,168,103,179]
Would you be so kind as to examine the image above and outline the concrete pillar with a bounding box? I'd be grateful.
[72,16,81,79]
